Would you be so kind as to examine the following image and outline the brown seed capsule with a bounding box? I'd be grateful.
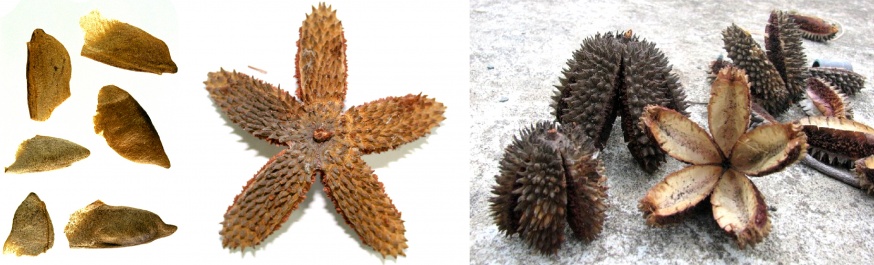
[79,10,177,74]
[5,135,90,173]
[787,11,840,42]
[64,200,176,248]
[94,85,170,168]
[3,193,53,256]
[27,29,71,121]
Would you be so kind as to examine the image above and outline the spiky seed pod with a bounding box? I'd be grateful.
[27,29,71,121]
[3,193,53,256]
[553,31,688,173]
[797,116,874,168]
[489,121,608,255]
[854,156,874,194]
[808,67,866,96]
[722,24,791,115]
[766,10,809,103]
[801,77,852,118]
[787,11,840,42]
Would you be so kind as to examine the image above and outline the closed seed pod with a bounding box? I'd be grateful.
[808,67,866,96]
[64,200,176,248]
[722,24,791,115]
[27,29,71,121]
[94,85,170,168]
[4,135,90,173]
[489,121,607,255]
[79,10,177,74]
[765,10,809,103]
[2,193,53,256]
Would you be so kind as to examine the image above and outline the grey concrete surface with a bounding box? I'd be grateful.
[469,0,874,263]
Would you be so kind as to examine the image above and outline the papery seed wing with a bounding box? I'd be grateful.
[295,3,348,105]
[729,122,807,176]
[220,149,314,249]
[709,66,751,156]
[321,147,407,257]
[710,169,771,248]
[797,116,874,167]
[79,10,177,74]
[65,200,176,248]
[205,69,305,146]
[94,85,170,168]
[4,135,90,173]
[340,94,446,154]
[641,105,722,165]
[639,165,722,226]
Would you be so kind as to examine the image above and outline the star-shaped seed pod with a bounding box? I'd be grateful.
[552,31,689,173]
[489,121,607,255]
[639,66,807,248]
[204,4,445,257]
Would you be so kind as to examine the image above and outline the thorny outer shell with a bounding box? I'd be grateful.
[4,135,90,173]
[2,193,53,256]
[797,116,874,168]
[205,4,446,258]
[489,121,607,254]
[787,11,841,42]
[27,29,71,121]
[802,77,852,118]
[765,10,808,104]
[79,10,177,74]
[65,200,176,248]
[94,85,170,168]
[808,67,866,97]
[722,24,790,115]
[552,31,688,173]
[639,66,804,247]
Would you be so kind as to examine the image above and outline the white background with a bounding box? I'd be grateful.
[0,0,469,264]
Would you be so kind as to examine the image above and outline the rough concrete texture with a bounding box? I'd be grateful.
[469,0,874,263]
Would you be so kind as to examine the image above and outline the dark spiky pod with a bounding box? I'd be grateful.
[707,55,734,84]
[766,10,809,103]
[552,31,688,173]
[808,67,866,96]
[722,24,791,115]
[489,121,608,255]
[787,11,840,42]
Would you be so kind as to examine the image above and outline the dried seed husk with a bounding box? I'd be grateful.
[722,24,790,115]
[79,10,177,74]
[641,105,722,165]
[854,156,874,194]
[5,135,90,173]
[27,29,71,121]
[801,77,852,118]
[710,169,771,248]
[639,165,722,226]
[765,10,808,103]
[295,4,347,104]
[489,121,607,254]
[65,200,176,248]
[94,85,170,168]
[729,122,807,177]
[797,116,874,167]
[706,55,734,84]
[708,67,751,156]
[808,67,866,96]
[787,11,840,42]
[2,193,53,256]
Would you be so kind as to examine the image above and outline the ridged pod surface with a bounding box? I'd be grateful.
[552,31,688,173]
[765,10,808,103]
[489,121,607,255]
[722,24,790,115]
[787,11,840,42]
[808,67,866,96]
[801,78,852,118]
[205,4,445,258]
[796,116,874,168]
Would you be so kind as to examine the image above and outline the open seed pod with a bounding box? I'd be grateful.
[65,200,176,248]
[796,116,874,168]
[765,10,808,103]
[800,77,852,118]
[2,193,53,256]
[808,67,866,96]
[639,66,806,248]
[552,30,688,173]
[489,121,607,255]
[787,11,841,42]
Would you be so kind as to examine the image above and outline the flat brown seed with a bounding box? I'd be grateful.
[80,10,177,74]
[94,85,170,168]
[27,29,72,121]
[5,135,90,173]
[64,200,176,248]
[3,193,53,256]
